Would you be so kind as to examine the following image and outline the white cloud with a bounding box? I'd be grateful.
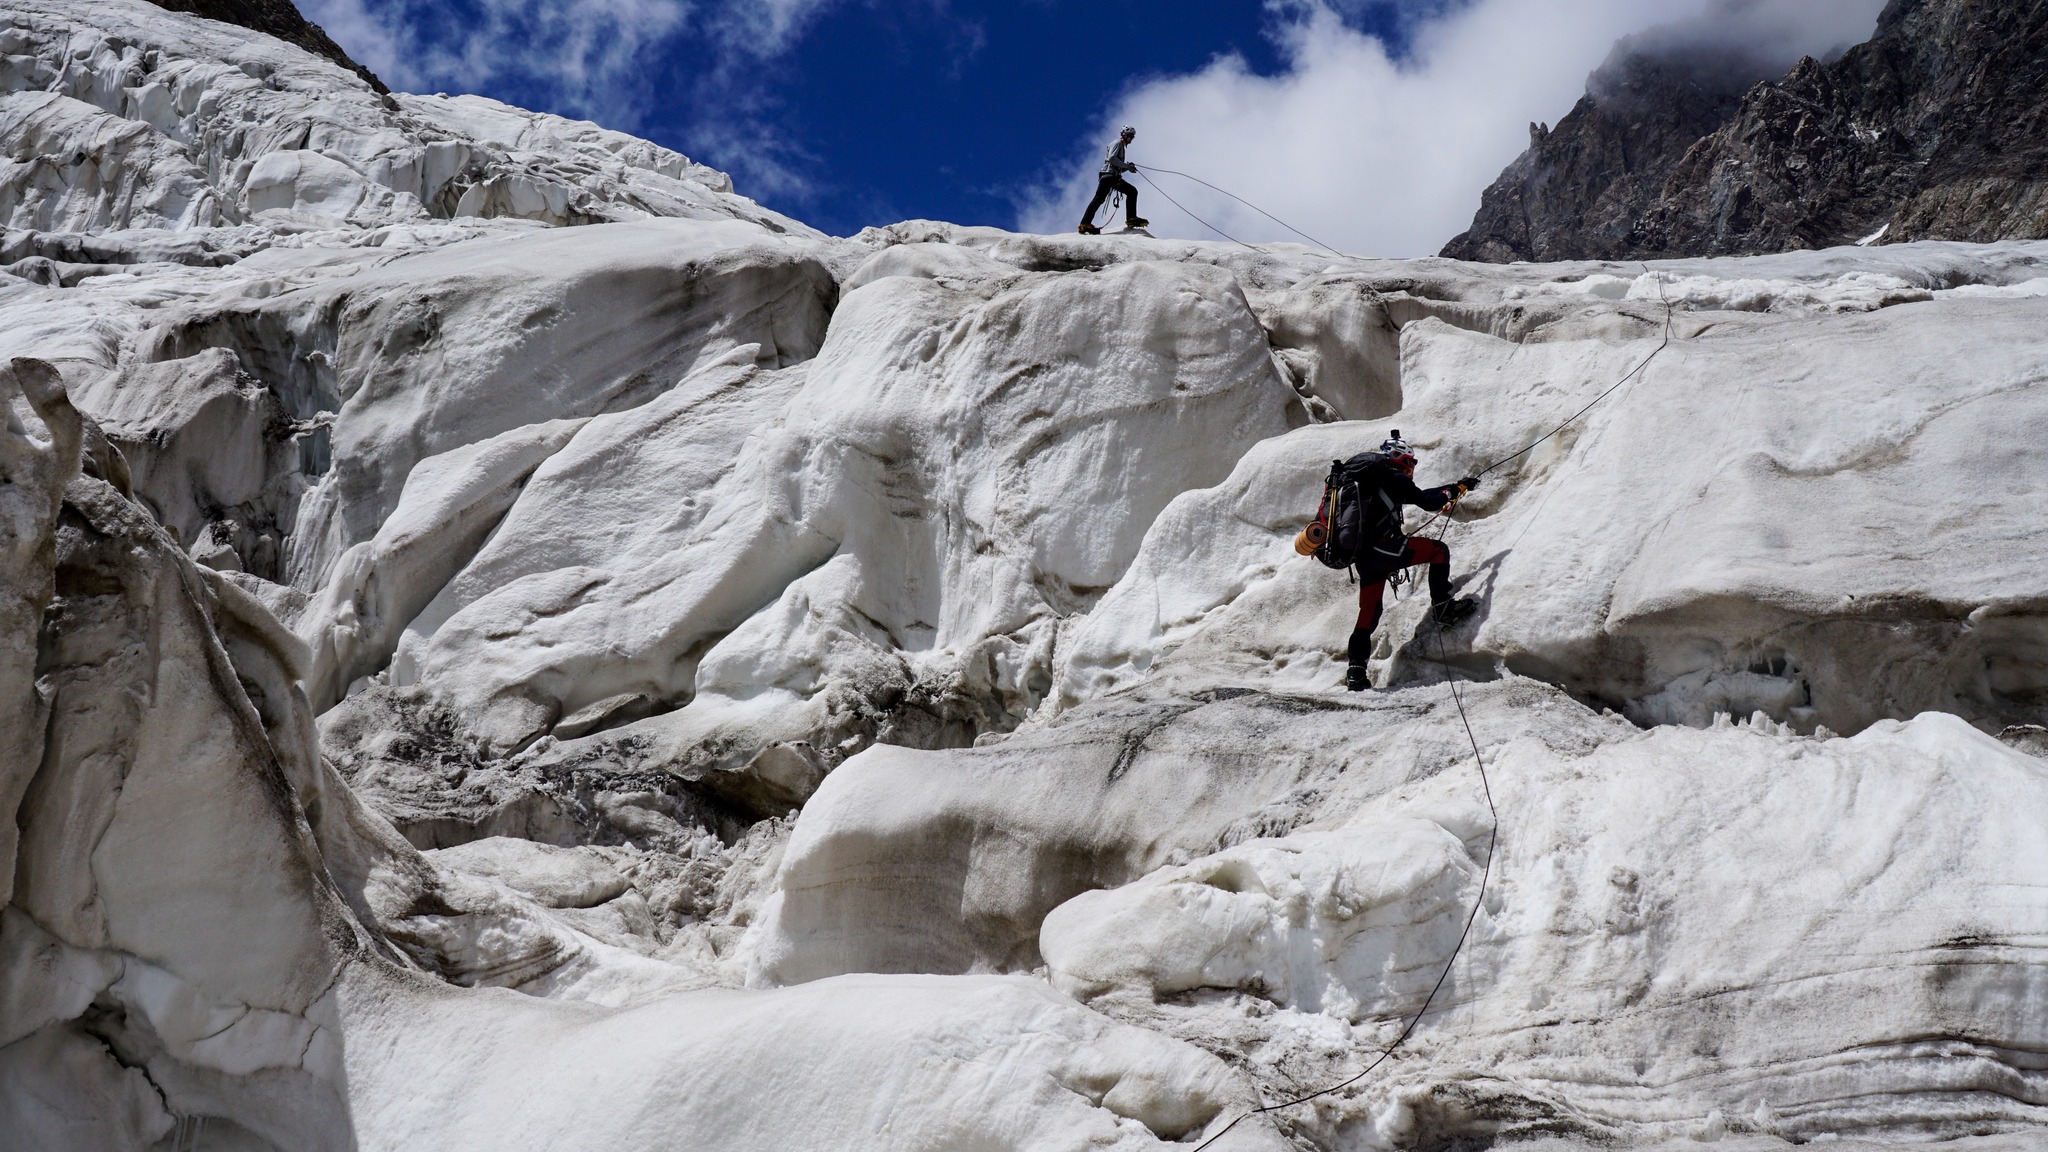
[1021,0,1886,256]
[454,0,689,120]
[684,107,821,200]
[1612,0,1888,68]
[302,0,692,128]
[704,0,838,57]
[298,0,411,83]
[301,0,856,174]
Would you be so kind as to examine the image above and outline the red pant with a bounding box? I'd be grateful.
[1355,537,1451,633]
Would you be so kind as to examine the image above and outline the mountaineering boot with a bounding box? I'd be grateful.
[1345,666,1370,692]
[1127,217,1150,228]
[1431,597,1478,628]
[1077,222,1101,235]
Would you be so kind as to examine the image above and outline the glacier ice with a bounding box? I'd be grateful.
[5,1,2048,1149]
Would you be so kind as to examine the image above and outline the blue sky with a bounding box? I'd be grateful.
[680,0,1330,234]
[703,1,1484,233]
[302,0,1886,254]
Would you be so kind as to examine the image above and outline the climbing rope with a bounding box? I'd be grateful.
[1135,164,1344,257]
[1403,269,1675,551]
[1079,166,1673,1145]
[1120,166,1679,473]
[1190,552,1498,1150]
[1477,271,1676,479]
[1131,168,1253,248]
[1190,273,1681,1150]
[1122,163,1677,518]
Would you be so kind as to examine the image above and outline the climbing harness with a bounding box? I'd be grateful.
[1192,275,1680,1150]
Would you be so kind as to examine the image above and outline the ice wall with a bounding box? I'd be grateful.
[6,1,2048,1148]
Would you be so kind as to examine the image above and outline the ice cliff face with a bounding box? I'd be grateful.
[6,1,2048,1150]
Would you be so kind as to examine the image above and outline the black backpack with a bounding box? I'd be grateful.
[1310,453,1403,572]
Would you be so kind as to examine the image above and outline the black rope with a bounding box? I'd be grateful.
[1191,516,1499,1151]
[1477,272,1675,478]
[1135,164,1344,256]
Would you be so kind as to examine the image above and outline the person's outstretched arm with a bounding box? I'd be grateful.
[1383,469,1480,512]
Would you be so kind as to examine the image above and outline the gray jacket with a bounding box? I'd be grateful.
[1100,139,1135,178]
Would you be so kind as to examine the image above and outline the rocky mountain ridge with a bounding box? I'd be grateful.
[145,0,384,91]
[1443,0,2048,261]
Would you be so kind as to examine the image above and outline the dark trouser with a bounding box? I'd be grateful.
[1347,537,1452,669]
[1082,175,1138,227]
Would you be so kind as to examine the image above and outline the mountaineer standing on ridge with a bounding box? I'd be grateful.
[1296,432,1481,691]
[1077,126,1150,234]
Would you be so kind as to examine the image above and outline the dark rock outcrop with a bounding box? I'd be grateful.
[1439,40,1791,264]
[146,0,387,93]
[1443,0,2048,261]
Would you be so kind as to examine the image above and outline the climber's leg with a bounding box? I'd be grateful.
[1346,577,1389,690]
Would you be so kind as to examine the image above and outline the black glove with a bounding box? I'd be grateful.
[1457,475,1481,492]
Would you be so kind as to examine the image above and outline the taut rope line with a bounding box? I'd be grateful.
[1133,164,1344,257]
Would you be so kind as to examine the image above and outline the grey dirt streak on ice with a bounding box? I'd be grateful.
[3,1,2048,1150]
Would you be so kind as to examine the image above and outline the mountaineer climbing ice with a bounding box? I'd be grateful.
[1296,432,1481,691]
[1077,125,1150,234]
